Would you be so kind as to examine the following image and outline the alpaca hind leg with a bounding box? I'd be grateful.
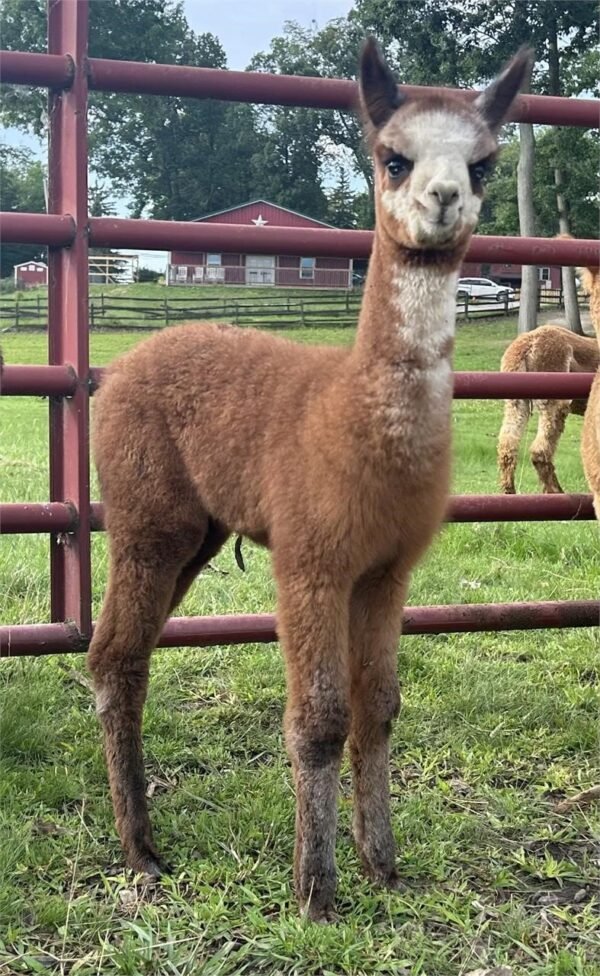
[497,398,530,493]
[276,568,351,921]
[168,519,230,613]
[529,400,569,493]
[88,527,206,875]
[348,563,406,887]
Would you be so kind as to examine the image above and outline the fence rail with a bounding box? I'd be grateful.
[0,0,599,657]
[0,286,580,330]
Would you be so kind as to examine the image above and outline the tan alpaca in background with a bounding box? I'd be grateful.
[581,266,600,516]
[87,41,530,920]
[497,324,599,494]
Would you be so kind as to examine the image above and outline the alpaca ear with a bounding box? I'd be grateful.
[474,46,534,133]
[359,37,405,130]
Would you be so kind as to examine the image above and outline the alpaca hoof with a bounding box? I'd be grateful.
[128,849,168,880]
[367,865,407,892]
[302,900,337,924]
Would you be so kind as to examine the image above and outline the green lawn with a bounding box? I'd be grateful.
[0,322,598,976]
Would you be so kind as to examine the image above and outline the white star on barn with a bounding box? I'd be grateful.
[251,214,268,226]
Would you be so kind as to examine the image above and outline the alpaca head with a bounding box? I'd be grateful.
[359,40,532,254]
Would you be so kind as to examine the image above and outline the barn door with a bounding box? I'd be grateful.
[246,255,275,285]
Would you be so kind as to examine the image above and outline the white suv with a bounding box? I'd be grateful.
[457,277,514,302]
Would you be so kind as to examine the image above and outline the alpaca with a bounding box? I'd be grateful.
[87,41,531,920]
[581,267,600,517]
[497,325,599,494]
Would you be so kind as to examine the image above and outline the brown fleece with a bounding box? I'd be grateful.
[87,40,530,920]
[498,324,599,494]
[581,266,600,517]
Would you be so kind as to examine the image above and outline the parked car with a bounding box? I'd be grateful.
[457,277,514,302]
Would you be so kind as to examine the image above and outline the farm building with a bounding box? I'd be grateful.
[14,260,48,287]
[461,260,562,289]
[168,200,353,288]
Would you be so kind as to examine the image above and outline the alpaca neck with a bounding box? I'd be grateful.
[345,227,467,474]
[354,228,463,371]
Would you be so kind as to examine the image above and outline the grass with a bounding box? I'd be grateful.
[0,319,599,976]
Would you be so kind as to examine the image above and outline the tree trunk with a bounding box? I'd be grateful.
[554,166,584,335]
[547,12,583,335]
[517,119,539,334]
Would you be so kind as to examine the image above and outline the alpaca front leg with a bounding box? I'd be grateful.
[348,566,406,887]
[276,575,351,921]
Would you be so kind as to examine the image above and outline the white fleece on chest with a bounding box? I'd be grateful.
[373,266,457,462]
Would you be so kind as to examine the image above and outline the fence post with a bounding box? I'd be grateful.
[464,294,469,320]
[504,292,509,316]
[164,298,169,327]
[47,0,92,635]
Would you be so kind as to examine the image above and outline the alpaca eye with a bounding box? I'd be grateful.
[469,159,493,185]
[386,155,413,179]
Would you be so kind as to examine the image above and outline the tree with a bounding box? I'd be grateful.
[249,19,372,220]
[326,168,359,228]
[1,0,264,220]
[354,0,599,331]
[0,146,46,277]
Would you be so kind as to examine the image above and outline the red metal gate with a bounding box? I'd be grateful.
[1,0,599,658]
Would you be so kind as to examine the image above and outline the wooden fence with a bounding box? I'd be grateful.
[0,287,574,331]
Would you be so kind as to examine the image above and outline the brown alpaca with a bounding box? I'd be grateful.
[497,325,599,494]
[87,41,530,920]
[581,266,600,517]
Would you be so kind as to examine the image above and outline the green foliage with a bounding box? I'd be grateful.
[0,146,46,277]
[478,128,599,239]
[326,168,360,228]
[136,267,161,284]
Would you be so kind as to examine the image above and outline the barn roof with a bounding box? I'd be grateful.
[193,199,337,229]
[14,260,48,269]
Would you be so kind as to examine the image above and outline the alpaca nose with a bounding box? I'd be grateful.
[428,181,460,206]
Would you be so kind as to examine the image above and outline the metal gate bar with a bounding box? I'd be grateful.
[1,600,599,659]
[0,0,598,658]
[0,493,596,536]
[1,47,598,126]
[46,0,91,632]
[2,210,598,267]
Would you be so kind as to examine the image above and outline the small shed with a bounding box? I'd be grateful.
[169,200,353,289]
[14,261,48,288]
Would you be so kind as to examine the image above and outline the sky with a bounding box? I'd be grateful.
[183,0,354,70]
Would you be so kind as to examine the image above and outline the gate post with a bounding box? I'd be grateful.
[47,0,92,634]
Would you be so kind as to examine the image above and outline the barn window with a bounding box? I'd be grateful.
[539,267,551,281]
[206,253,222,266]
[300,257,315,279]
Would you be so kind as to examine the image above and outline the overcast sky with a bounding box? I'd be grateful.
[183,0,354,70]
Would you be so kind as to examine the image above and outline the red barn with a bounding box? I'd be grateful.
[14,261,48,288]
[168,200,353,289]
